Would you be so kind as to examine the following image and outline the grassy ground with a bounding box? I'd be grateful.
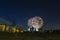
[0,32,60,40]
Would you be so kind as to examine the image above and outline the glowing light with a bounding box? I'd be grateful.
[16,29,19,32]
[0,25,5,31]
[28,16,44,31]
[28,16,44,28]
[12,27,16,33]
[21,30,23,33]
[6,26,9,32]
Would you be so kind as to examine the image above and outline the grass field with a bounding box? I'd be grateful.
[0,32,60,40]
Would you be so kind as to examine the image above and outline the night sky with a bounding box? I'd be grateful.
[0,0,60,30]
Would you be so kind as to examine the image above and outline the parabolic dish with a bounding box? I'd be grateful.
[28,16,44,29]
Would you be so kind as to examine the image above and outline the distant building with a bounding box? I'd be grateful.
[0,18,24,33]
[0,18,15,32]
[0,25,5,32]
[11,27,24,33]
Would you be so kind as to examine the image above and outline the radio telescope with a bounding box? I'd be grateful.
[28,16,44,31]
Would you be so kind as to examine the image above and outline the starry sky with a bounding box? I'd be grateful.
[0,0,60,30]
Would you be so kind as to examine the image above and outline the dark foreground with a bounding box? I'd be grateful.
[0,32,60,40]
